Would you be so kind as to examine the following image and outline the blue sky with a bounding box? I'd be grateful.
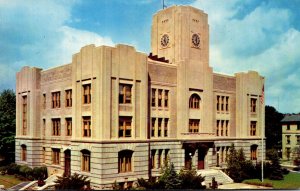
[0,0,300,113]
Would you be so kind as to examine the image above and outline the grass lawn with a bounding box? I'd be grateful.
[0,174,23,188]
[243,172,300,189]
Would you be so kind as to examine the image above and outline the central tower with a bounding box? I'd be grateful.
[151,6,214,137]
[151,5,209,66]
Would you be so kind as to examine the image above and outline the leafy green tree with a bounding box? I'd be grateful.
[159,163,181,189]
[265,106,284,150]
[54,173,90,190]
[178,167,205,189]
[137,162,205,189]
[226,144,257,182]
[267,149,283,180]
[0,89,16,163]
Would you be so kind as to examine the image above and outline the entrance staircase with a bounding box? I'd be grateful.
[17,173,61,190]
[197,169,233,187]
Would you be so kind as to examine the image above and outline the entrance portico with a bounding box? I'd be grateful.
[182,142,214,170]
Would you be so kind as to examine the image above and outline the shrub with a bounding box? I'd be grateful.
[178,167,206,189]
[0,165,8,174]
[282,168,289,175]
[19,165,33,178]
[32,166,48,180]
[243,180,273,187]
[54,173,90,190]
[7,163,21,175]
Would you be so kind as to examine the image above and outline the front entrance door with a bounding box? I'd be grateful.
[198,150,205,169]
[64,150,71,176]
[185,148,194,170]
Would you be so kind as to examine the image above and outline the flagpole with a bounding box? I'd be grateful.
[261,85,264,182]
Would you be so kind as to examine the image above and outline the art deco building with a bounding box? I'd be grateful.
[15,5,265,189]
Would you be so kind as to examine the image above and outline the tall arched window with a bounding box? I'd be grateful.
[21,144,27,161]
[118,150,133,173]
[250,145,258,160]
[81,149,91,172]
[189,94,201,109]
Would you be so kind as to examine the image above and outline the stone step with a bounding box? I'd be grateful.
[197,169,233,187]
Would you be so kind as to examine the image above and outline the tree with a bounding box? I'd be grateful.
[265,106,284,150]
[137,162,205,189]
[267,149,283,180]
[226,144,257,182]
[54,173,90,190]
[159,163,181,189]
[178,167,205,189]
[0,89,16,164]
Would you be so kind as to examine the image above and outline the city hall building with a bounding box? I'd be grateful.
[15,5,265,189]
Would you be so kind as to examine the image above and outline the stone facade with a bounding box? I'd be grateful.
[281,115,300,161]
[15,5,265,189]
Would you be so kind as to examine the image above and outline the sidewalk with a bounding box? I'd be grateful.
[218,183,272,189]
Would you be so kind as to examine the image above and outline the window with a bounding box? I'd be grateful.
[286,135,291,144]
[151,150,156,169]
[250,121,256,136]
[152,89,156,107]
[83,84,91,104]
[297,124,300,130]
[52,91,61,108]
[286,147,291,159]
[65,90,72,107]
[250,98,257,113]
[43,119,46,137]
[118,150,133,173]
[164,90,169,108]
[81,150,90,172]
[83,116,91,137]
[221,96,224,111]
[297,135,300,145]
[43,147,46,163]
[151,118,155,137]
[287,124,290,130]
[43,94,46,109]
[216,120,220,136]
[52,148,60,165]
[66,118,72,136]
[225,97,229,111]
[158,89,162,107]
[225,147,229,158]
[216,96,220,111]
[225,120,229,136]
[164,119,168,137]
[189,119,199,133]
[220,147,224,163]
[119,117,132,137]
[158,150,163,168]
[250,145,258,160]
[21,145,27,161]
[52,118,61,136]
[221,120,224,136]
[189,94,200,109]
[22,96,27,135]
[164,149,169,162]
[217,120,229,136]
[158,118,162,137]
[119,84,132,104]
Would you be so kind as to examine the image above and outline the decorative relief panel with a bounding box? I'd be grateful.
[41,65,72,83]
[213,74,236,92]
[148,63,177,84]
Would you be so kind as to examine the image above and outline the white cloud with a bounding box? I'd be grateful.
[55,26,114,65]
[0,0,114,89]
